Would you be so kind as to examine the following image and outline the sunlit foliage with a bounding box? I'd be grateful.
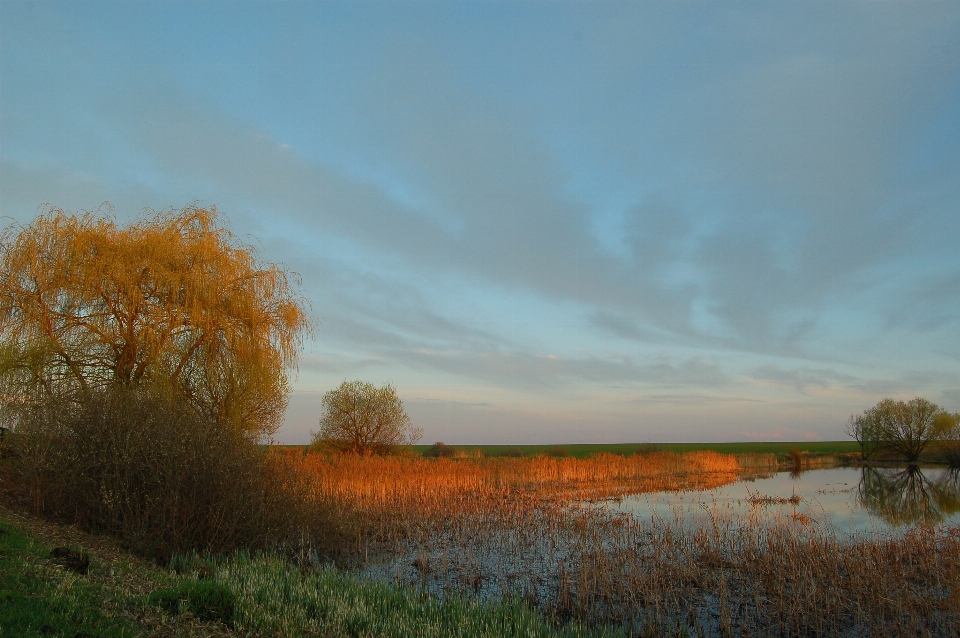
[0,205,310,437]
[847,397,951,463]
[312,380,422,454]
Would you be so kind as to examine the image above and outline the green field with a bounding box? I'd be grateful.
[277,441,860,459]
[411,441,860,459]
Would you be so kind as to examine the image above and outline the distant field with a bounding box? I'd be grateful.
[391,441,858,458]
[275,441,859,458]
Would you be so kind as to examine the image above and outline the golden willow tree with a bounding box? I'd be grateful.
[0,205,310,438]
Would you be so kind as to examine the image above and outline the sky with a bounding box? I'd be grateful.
[1,1,959,444]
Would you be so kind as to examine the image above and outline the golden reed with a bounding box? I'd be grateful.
[276,450,740,509]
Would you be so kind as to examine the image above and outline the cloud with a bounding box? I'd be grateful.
[753,365,859,394]
[3,2,959,443]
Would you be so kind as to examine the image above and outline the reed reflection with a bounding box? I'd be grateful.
[858,466,960,526]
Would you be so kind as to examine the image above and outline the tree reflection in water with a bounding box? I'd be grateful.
[858,466,960,526]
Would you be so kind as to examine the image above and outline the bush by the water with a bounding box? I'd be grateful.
[2,385,348,562]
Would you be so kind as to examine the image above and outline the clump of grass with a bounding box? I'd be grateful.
[149,580,236,625]
[206,551,621,637]
[787,447,805,470]
[745,489,802,506]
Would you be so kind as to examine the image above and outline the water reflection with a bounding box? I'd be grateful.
[858,466,960,526]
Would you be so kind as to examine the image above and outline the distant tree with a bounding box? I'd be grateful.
[0,205,310,437]
[847,398,951,464]
[939,412,960,468]
[312,380,422,455]
[846,401,890,461]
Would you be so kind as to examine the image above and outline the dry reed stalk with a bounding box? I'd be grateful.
[278,451,740,510]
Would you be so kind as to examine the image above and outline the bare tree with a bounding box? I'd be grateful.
[312,381,422,455]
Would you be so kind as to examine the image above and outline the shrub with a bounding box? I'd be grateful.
[425,442,457,458]
[3,384,339,562]
[544,445,570,458]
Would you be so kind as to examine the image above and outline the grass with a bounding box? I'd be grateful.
[0,508,621,637]
[0,525,136,636]
[0,518,146,637]
[0,511,236,637]
[271,441,861,459]
[203,551,621,637]
[409,441,861,459]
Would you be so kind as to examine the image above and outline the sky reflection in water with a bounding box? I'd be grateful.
[604,467,960,535]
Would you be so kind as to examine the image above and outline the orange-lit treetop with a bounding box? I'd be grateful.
[0,204,311,437]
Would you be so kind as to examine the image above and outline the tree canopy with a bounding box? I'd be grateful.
[846,397,952,463]
[312,380,422,455]
[0,205,310,437]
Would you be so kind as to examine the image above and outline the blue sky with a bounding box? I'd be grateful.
[2,1,959,444]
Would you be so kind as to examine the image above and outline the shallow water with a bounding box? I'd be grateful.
[603,466,960,534]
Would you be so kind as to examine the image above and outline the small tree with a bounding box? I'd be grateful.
[847,398,951,464]
[312,381,422,455]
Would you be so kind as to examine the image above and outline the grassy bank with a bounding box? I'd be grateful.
[0,508,619,638]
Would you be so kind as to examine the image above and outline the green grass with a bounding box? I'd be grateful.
[0,513,620,638]
[410,441,860,459]
[271,441,861,459]
[0,521,144,637]
[204,551,622,637]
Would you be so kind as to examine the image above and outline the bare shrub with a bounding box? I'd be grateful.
[3,385,349,562]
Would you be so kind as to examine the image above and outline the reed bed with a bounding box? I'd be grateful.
[287,451,739,506]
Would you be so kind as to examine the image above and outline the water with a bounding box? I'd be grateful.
[603,465,960,534]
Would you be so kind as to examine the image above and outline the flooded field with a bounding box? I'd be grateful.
[606,466,960,534]
[345,463,960,636]
[277,452,960,636]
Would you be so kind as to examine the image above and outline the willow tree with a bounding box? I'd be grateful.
[0,205,310,437]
